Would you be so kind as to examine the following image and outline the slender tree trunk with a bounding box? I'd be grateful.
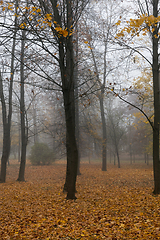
[101,40,107,171]
[152,0,160,194]
[33,102,38,144]
[17,29,27,182]
[114,154,116,165]
[100,95,107,171]
[90,40,107,171]
[74,24,81,175]
[116,147,120,168]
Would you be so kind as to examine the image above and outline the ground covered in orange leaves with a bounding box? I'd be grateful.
[0,160,160,239]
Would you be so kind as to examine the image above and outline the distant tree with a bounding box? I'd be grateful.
[81,0,128,171]
[107,105,126,168]
[29,142,55,166]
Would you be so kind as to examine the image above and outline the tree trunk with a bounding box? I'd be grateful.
[116,147,120,168]
[114,154,116,165]
[18,112,21,163]
[61,0,78,199]
[100,95,107,171]
[90,39,107,171]
[17,29,27,182]
[152,0,160,194]
[63,89,78,199]
[0,124,10,182]
[17,140,27,181]
[74,25,81,175]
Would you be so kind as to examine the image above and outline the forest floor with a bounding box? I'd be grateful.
[0,160,160,239]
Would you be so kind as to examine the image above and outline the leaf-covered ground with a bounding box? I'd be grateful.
[0,160,160,239]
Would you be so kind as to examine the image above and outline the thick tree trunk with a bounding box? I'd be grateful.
[0,82,9,182]
[0,125,10,182]
[0,159,7,183]
[63,89,78,199]
[61,1,78,199]
[18,112,21,163]
[152,127,160,194]
[17,141,27,181]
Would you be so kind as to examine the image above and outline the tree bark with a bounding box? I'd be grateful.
[63,89,78,199]
[74,24,81,176]
[0,122,10,182]
[152,0,160,194]
[0,71,10,182]
[17,29,27,182]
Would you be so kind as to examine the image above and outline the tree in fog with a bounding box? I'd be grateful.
[80,0,128,171]
[17,26,28,181]
[107,104,126,168]
[0,1,18,182]
[80,95,102,161]
[115,0,160,194]
[12,0,89,199]
[41,92,66,159]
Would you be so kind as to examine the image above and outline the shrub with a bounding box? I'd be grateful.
[29,142,55,166]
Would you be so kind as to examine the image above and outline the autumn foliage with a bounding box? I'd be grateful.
[0,160,160,239]
[116,14,160,39]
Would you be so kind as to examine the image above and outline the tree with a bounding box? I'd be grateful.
[107,105,126,168]
[0,1,18,182]
[17,27,28,182]
[115,0,160,194]
[14,0,89,199]
[80,0,126,171]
